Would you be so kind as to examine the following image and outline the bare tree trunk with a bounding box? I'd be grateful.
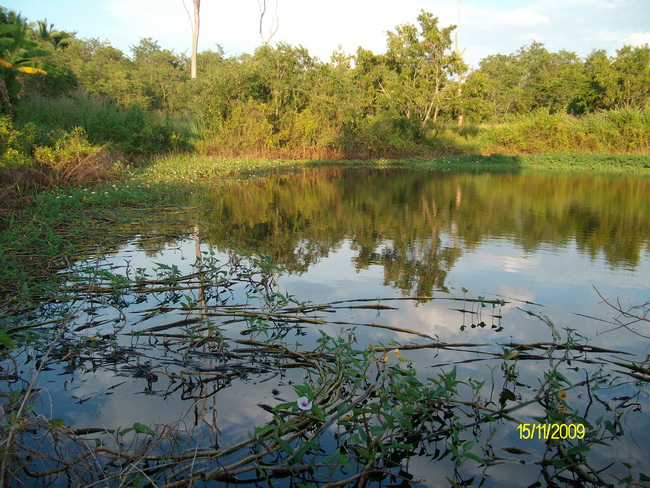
[0,75,14,117]
[457,75,464,127]
[455,2,465,126]
[191,0,201,79]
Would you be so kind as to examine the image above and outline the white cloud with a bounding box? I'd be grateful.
[624,31,650,46]
[489,8,551,27]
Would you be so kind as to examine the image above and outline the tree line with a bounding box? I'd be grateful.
[2,7,649,158]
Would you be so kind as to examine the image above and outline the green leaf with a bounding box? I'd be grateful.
[49,418,66,429]
[333,448,351,468]
[554,372,571,385]
[357,448,373,460]
[464,452,486,465]
[462,440,476,451]
[0,25,18,35]
[291,440,313,463]
[273,401,295,411]
[567,446,590,455]
[393,409,414,430]
[18,48,51,59]
[0,331,16,349]
[273,435,293,454]
[254,424,276,437]
[312,404,326,421]
[133,422,154,435]
[388,442,413,450]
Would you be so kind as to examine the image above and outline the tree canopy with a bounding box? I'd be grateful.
[3,6,649,156]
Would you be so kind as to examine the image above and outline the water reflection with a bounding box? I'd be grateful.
[2,168,649,487]
[204,168,649,293]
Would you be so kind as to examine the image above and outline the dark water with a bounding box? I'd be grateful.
[4,168,650,486]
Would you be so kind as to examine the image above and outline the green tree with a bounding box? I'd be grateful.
[130,38,188,112]
[580,49,613,112]
[610,44,650,109]
[578,45,649,112]
[53,38,149,108]
[383,10,466,129]
[0,19,53,116]
[475,42,584,118]
[517,43,584,113]
[29,19,74,49]
[473,52,524,118]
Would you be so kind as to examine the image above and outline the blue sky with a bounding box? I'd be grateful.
[3,0,650,68]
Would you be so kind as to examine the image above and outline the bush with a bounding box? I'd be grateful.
[1,120,117,196]
[482,108,650,154]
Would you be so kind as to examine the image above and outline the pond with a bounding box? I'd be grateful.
[2,167,649,487]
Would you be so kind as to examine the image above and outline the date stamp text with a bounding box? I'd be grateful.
[517,423,585,439]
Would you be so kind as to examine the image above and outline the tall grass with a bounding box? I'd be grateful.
[15,91,193,158]
[479,107,650,155]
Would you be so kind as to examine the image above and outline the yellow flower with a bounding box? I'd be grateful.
[558,390,567,400]
[380,349,402,363]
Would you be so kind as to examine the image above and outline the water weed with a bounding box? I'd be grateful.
[1,238,647,485]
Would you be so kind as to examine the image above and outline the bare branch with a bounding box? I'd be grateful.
[257,0,280,45]
[594,285,650,338]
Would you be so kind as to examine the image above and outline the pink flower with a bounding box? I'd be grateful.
[297,396,312,411]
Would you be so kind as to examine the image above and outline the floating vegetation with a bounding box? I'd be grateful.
[1,237,648,487]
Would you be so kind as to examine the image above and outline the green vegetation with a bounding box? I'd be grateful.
[0,5,648,180]
[0,5,648,487]
[0,6,647,218]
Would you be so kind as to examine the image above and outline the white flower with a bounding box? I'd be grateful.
[297,396,312,411]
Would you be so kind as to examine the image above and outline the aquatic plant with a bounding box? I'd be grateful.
[0,244,647,486]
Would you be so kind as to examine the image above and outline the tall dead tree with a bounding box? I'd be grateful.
[257,0,279,45]
[191,0,200,78]
[183,0,201,79]
[455,0,466,126]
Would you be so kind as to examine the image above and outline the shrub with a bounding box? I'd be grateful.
[482,108,650,154]
[1,120,117,197]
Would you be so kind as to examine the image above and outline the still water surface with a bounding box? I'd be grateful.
[13,168,650,486]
